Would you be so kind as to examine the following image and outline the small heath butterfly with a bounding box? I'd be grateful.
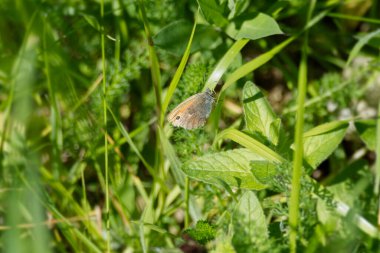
[167,88,215,129]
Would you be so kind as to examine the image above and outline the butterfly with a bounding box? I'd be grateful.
[167,88,215,129]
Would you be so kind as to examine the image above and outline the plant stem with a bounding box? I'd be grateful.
[100,0,110,252]
[289,38,307,253]
[289,0,315,249]
[375,99,380,226]
[185,177,190,228]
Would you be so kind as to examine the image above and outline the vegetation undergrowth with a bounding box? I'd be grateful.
[1,0,380,252]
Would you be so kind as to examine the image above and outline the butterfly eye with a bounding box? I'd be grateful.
[176,116,181,120]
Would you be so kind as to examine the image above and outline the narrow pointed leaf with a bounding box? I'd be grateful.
[347,29,380,66]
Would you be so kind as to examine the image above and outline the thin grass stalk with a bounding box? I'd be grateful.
[161,20,197,123]
[375,101,380,195]
[43,22,62,176]
[185,177,190,228]
[204,38,249,91]
[100,0,110,252]
[137,0,162,117]
[0,10,37,154]
[137,3,165,227]
[374,101,380,226]
[80,160,91,238]
[327,12,380,25]
[289,1,315,251]
[288,38,308,253]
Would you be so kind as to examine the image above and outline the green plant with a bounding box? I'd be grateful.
[1,0,380,252]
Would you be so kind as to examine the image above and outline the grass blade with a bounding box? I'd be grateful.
[346,29,380,66]
[138,0,162,115]
[161,21,197,123]
[204,39,249,91]
[108,107,168,191]
[375,102,380,194]
[221,36,295,94]
[214,128,285,163]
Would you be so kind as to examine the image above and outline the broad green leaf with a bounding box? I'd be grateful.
[232,192,268,250]
[250,160,277,184]
[302,121,349,169]
[354,119,377,151]
[347,29,380,66]
[183,149,268,190]
[243,81,280,146]
[198,0,229,27]
[153,21,221,56]
[226,13,283,40]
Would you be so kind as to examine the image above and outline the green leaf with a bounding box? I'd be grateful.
[157,126,185,186]
[232,191,268,249]
[195,25,222,51]
[153,20,221,56]
[250,160,277,184]
[183,149,268,190]
[214,128,286,164]
[354,119,377,150]
[153,20,192,56]
[198,0,229,27]
[82,14,101,31]
[226,12,283,40]
[204,39,249,91]
[161,20,197,121]
[221,10,327,93]
[243,81,280,146]
[211,237,236,253]
[227,0,250,19]
[221,36,296,93]
[346,29,380,66]
[302,121,349,169]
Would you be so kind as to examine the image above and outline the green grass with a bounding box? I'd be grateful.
[1,0,380,252]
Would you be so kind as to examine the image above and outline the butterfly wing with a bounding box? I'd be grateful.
[175,111,207,129]
[167,91,214,129]
[167,94,199,122]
